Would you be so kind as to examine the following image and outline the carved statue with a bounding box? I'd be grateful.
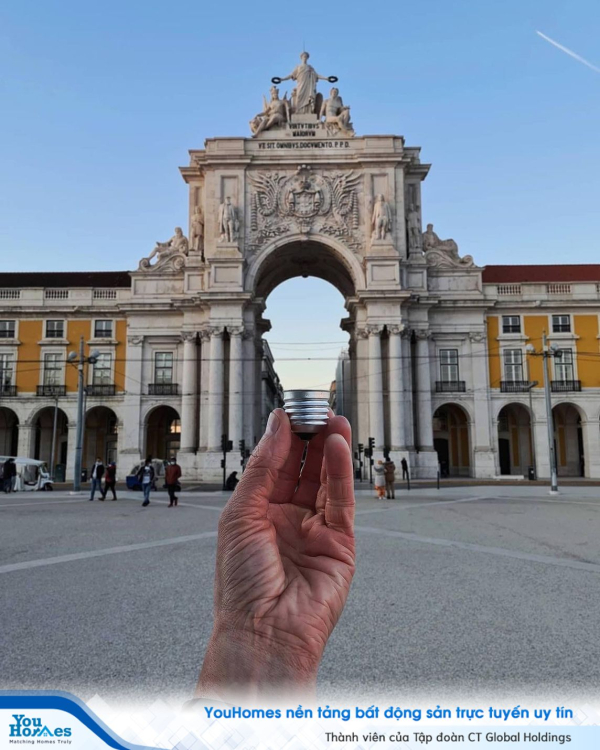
[250,86,289,137]
[146,227,189,264]
[190,206,204,254]
[422,223,459,256]
[422,223,475,268]
[371,194,392,240]
[276,52,334,115]
[407,205,422,252]
[218,197,239,243]
[320,87,353,134]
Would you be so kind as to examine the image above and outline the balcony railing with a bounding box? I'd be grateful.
[500,380,534,393]
[551,380,582,392]
[36,385,66,397]
[435,381,466,393]
[0,384,17,397]
[86,384,116,397]
[148,383,179,396]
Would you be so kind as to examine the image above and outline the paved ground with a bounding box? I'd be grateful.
[1,484,599,702]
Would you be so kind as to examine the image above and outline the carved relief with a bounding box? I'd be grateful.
[422,223,475,268]
[218,198,240,243]
[248,166,362,250]
[139,228,189,272]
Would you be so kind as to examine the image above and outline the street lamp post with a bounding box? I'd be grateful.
[68,337,99,492]
[527,332,560,494]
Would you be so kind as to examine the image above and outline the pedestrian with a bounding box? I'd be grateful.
[2,458,16,493]
[165,456,182,507]
[137,458,155,507]
[101,461,118,501]
[384,456,396,499]
[401,456,409,481]
[89,458,105,501]
[373,459,386,499]
[225,471,239,491]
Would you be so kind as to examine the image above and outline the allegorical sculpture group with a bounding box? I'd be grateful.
[250,51,353,137]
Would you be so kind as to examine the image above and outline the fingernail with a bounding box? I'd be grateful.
[265,410,280,437]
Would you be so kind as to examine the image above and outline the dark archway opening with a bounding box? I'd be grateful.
[146,406,181,461]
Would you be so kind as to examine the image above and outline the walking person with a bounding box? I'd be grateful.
[137,458,155,507]
[89,458,105,501]
[101,461,118,501]
[2,458,16,493]
[384,456,396,499]
[401,456,409,481]
[373,459,386,499]
[165,456,182,507]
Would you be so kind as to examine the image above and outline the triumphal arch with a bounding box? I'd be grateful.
[128,52,493,480]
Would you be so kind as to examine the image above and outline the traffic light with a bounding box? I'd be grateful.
[239,439,246,454]
[368,437,375,453]
[358,443,364,452]
[221,434,233,453]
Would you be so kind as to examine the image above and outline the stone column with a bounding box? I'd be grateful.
[581,420,600,479]
[242,330,256,446]
[415,329,434,450]
[65,420,78,482]
[179,332,198,453]
[401,329,415,449]
[388,325,405,450]
[17,423,34,460]
[120,335,144,466]
[207,327,224,451]
[228,327,244,446]
[469,331,496,478]
[355,329,370,447]
[198,331,211,450]
[367,325,385,449]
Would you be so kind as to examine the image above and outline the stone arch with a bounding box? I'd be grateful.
[496,403,532,476]
[433,403,472,477]
[552,402,585,477]
[246,233,364,298]
[0,407,19,456]
[144,405,181,461]
[84,406,119,470]
[30,405,69,473]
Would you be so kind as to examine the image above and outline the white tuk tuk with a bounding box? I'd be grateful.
[0,457,54,492]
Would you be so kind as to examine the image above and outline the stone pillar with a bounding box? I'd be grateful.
[207,327,224,451]
[355,329,370,447]
[242,330,256,446]
[367,325,385,449]
[401,329,415,449]
[119,335,144,467]
[198,331,211,450]
[17,424,34,460]
[469,331,496,478]
[65,420,78,482]
[581,420,600,479]
[415,330,434,450]
[531,412,551,479]
[228,327,244,446]
[388,325,405,450]
[179,332,198,453]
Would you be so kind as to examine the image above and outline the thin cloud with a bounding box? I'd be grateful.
[536,31,600,74]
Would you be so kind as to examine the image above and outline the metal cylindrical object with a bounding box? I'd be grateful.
[283,390,330,440]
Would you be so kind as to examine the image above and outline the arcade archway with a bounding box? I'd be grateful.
[84,406,118,470]
[32,406,69,474]
[0,408,18,456]
[553,403,585,477]
[497,403,532,476]
[145,405,181,461]
[433,404,471,477]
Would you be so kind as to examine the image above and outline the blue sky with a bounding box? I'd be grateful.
[1,0,599,388]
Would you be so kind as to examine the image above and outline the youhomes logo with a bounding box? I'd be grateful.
[9,713,72,740]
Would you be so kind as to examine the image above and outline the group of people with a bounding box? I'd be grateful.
[2,457,17,493]
[373,456,409,499]
[89,459,118,501]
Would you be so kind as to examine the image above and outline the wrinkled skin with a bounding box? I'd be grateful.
[198,408,355,700]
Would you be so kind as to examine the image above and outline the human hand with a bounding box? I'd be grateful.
[197,408,355,700]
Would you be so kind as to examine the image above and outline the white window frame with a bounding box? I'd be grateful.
[0,320,17,339]
[503,349,523,382]
[154,351,175,385]
[45,319,66,339]
[439,349,459,383]
[551,314,571,333]
[0,352,15,389]
[91,352,113,385]
[501,315,521,334]
[554,348,575,382]
[92,319,114,339]
[42,351,65,387]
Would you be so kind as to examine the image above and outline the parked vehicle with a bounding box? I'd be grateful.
[0,457,54,492]
[126,459,166,490]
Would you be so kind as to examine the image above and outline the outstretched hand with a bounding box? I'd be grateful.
[198,408,355,700]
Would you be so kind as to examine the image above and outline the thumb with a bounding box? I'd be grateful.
[227,408,291,516]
